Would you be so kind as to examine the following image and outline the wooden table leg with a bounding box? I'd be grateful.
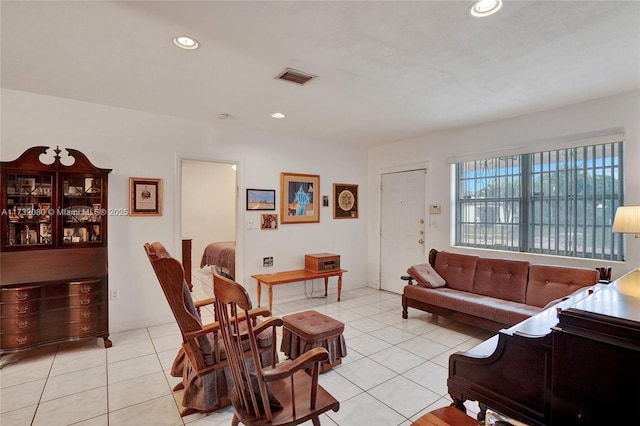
[324,277,328,297]
[256,280,262,307]
[268,285,273,313]
[337,274,342,301]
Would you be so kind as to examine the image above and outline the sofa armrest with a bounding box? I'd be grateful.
[401,275,415,285]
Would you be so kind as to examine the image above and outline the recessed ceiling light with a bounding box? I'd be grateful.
[271,112,286,119]
[172,35,199,50]
[470,0,503,17]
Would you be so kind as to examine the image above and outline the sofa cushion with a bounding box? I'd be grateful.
[434,252,478,292]
[407,263,446,288]
[526,264,599,308]
[472,258,529,303]
[403,285,541,326]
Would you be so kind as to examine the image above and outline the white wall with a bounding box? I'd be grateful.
[1,89,369,333]
[368,90,640,286]
[182,160,236,265]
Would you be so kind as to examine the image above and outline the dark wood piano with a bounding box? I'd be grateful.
[448,269,640,425]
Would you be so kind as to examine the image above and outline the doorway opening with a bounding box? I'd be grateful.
[181,159,237,291]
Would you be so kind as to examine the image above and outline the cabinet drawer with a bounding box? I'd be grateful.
[69,293,102,307]
[1,331,40,349]
[69,305,104,322]
[0,300,40,317]
[70,321,104,338]
[69,279,102,295]
[0,285,42,302]
[1,314,40,332]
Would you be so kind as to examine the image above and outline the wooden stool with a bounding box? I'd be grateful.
[280,310,347,373]
[412,407,478,426]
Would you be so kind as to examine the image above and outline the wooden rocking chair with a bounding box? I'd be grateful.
[144,242,277,416]
[213,268,340,425]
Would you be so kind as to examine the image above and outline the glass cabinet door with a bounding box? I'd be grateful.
[5,174,54,247]
[62,176,104,244]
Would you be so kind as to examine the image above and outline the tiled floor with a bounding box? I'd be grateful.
[1,268,492,426]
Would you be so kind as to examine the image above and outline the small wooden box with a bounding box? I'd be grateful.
[305,253,340,273]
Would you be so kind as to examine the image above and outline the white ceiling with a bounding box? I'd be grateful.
[2,1,639,148]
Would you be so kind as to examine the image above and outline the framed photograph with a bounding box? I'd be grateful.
[280,172,320,224]
[63,228,75,243]
[260,214,278,230]
[129,177,163,216]
[77,227,89,242]
[39,223,52,244]
[246,189,276,210]
[333,183,359,219]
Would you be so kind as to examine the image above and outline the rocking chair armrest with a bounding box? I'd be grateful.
[261,347,329,382]
[193,296,215,309]
[184,321,220,339]
[228,307,271,325]
[252,316,283,335]
[247,306,272,318]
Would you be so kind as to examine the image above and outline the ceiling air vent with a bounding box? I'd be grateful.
[276,68,317,85]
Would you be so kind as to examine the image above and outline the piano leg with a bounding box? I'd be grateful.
[477,403,488,422]
[450,397,466,413]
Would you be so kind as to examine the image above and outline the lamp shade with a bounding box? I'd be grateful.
[612,206,640,234]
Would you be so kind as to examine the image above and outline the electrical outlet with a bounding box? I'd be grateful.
[263,256,273,268]
[110,289,119,300]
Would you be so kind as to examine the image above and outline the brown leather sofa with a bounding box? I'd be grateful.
[401,249,600,332]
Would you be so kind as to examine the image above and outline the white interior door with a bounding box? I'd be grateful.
[380,169,426,294]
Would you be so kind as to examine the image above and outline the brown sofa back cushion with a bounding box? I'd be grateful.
[434,251,479,292]
[472,258,530,303]
[526,264,599,307]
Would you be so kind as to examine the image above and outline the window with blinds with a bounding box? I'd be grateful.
[455,141,624,260]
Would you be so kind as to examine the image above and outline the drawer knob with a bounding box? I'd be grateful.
[80,286,91,293]
[81,310,92,318]
[17,320,29,328]
[16,336,29,345]
[16,292,29,301]
[81,325,91,333]
[80,298,91,305]
[16,306,29,314]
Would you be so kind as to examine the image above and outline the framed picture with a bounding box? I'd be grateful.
[333,183,359,219]
[260,214,278,230]
[63,228,74,243]
[246,189,276,210]
[129,177,163,216]
[280,172,320,224]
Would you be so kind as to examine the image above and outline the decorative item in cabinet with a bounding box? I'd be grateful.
[5,173,54,247]
[1,146,112,355]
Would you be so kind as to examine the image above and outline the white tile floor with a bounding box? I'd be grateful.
[1,268,492,426]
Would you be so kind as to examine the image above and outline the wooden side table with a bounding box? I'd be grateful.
[251,268,347,312]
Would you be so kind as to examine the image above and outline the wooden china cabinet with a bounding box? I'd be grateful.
[0,146,112,354]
